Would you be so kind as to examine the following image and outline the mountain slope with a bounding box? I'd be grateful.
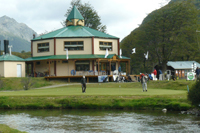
[0,16,37,52]
[120,0,199,74]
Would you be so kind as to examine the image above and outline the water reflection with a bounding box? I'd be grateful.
[0,110,200,133]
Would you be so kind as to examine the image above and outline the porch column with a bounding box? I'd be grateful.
[128,60,130,75]
[54,61,56,76]
[31,62,33,76]
[92,37,94,54]
[26,63,29,76]
[92,60,94,71]
[33,62,36,77]
[92,60,95,76]
[109,59,111,75]
[98,59,100,75]
[118,61,120,70]
[49,60,51,76]
[126,62,127,75]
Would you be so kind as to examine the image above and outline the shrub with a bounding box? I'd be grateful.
[187,79,200,107]
[0,77,3,89]
[21,77,35,90]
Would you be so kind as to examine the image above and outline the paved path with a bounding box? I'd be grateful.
[34,83,98,89]
[34,83,81,89]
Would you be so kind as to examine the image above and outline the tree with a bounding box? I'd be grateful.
[144,0,199,72]
[188,79,200,107]
[63,0,106,33]
[121,0,199,74]
[21,77,35,90]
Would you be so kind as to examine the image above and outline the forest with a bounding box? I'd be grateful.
[120,0,200,74]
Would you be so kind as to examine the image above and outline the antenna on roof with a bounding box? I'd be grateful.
[8,45,12,55]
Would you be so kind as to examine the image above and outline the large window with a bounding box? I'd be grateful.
[99,41,112,51]
[75,61,90,71]
[38,43,49,53]
[64,41,84,51]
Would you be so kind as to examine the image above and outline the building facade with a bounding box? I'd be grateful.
[25,6,130,79]
[0,54,25,77]
[167,61,200,79]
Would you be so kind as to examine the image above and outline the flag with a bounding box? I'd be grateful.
[144,51,148,60]
[120,49,122,58]
[132,48,136,54]
[105,48,109,58]
[66,49,69,60]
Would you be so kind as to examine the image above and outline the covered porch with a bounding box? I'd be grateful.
[25,54,130,82]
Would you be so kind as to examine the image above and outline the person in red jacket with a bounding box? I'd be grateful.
[140,73,145,79]
[153,68,157,80]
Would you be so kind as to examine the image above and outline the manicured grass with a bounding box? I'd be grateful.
[0,81,192,111]
[0,124,27,133]
[0,84,187,96]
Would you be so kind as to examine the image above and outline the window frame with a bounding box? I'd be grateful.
[99,41,113,51]
[64,41,84,51]
[75,61,90,71]
[37,42,50,53]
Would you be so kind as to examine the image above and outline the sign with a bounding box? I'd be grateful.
[187,72,195,81]
[98,75,108,82]
[113,75,118,82]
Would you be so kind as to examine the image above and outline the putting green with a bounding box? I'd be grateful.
[0,86,187,96]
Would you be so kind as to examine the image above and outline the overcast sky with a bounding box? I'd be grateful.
[0,0,169,40]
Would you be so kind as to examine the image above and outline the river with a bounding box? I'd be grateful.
[0,109,200,133]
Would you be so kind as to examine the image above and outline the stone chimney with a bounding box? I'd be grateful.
[4,40,9,54]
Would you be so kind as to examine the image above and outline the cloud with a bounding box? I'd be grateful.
[0,0,168,39]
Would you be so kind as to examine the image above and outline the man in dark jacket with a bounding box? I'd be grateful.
[81,76,86,93]
[196,67,200,79]
[118,65,121,75]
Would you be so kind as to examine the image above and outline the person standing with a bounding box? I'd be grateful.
[81,76,86,93]
[159,69,163,80]
[153,68,157,80]
[141,74,148,92]
[196,67,200,79]
[118,65,121,75]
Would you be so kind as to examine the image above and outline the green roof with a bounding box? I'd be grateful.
[25,54,130,61]
[67,6,84,21]
[0,54,25,61]
[167,61,200,69]
[32,26,119,41]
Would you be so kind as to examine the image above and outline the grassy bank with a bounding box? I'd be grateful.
[0,77,195,91]
[0,124,27,133]
[0,79,194,111]
[0,77,67,91]
[0,95,191,111]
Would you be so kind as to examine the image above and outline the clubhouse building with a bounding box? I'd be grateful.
[25,6,130,81]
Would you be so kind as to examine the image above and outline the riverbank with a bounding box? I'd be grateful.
[0,124,27,133]
[0,79,194,111]
[0,95,191,111]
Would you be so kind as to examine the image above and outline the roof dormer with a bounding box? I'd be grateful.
[66,5,85,26]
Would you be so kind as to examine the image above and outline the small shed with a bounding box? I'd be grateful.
[0,54,25,77]
[167,61,200,79]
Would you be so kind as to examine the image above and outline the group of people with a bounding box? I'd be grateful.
[196,67,200,79]
[139,68,160,92]
[80,66,200,93]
